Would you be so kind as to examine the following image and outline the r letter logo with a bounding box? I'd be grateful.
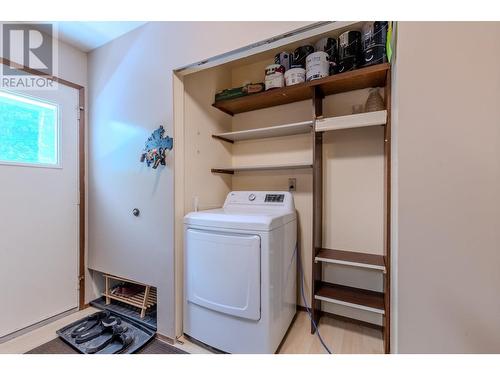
[1,23,57,89]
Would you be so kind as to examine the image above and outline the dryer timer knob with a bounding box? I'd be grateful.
[248,193,256,201]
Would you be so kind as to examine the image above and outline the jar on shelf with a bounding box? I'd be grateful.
[364,88,385,112]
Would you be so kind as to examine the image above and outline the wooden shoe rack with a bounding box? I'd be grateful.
[103,274,157,318]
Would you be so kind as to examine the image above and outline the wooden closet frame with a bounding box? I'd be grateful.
[310,68,392,354]
[0,57,87,310]
[173,22,393,346]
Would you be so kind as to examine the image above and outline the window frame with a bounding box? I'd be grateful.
[0,89,62,169]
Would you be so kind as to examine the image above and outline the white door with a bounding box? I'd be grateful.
[185,228,261,321]
[0,85,80,338]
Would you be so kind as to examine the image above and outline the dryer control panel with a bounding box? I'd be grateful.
[264,194,284,203]
[223,191,294,210]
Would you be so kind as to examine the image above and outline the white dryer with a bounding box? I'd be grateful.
[183,191,297,353]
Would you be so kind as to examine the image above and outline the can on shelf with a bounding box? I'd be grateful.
[284,68,306,86]
[315,37,338,74]
[337,30,362,73]
[264,64,285,90]
[274,52,291,71]
[290,45,315,69]
[306,51,330,81]
[361,21,388,66]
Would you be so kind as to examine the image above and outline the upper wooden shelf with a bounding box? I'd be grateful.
[212,63,390,116]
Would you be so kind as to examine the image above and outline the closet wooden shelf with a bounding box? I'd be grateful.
[212,120,313,143]
[315,248,386,272]
[211,162,313,174]
[315,281,385,315]
[315,110,387,132]
[212,63,390,115]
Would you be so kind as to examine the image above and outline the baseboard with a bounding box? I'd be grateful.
[79,303,90,310]
[296,305,383,332]
[182,333,225,353]
[156,332,176,345]
[0,307,79,344]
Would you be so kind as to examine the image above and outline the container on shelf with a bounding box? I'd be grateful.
[264,64,285,90]
[364,88,385,112]
[352,104,364,114]
[361,21,388,67]
[336,30,362,73]
[284,68,306,86]
[306,51,330,81]
[275,51,291,71]
[315,37,338,74]
[290,45,314,69]
[214,83,265,102]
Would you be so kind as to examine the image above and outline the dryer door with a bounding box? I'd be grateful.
[185,228,261,321]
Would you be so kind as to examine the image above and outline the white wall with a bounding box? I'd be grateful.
[395,22,500,353]
[87,22,313,337]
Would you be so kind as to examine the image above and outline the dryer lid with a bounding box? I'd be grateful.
[184,191,296,231]
[184,208,296,231]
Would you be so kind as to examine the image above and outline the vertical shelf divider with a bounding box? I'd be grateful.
[311,86,324,333]
[383,69,392,354]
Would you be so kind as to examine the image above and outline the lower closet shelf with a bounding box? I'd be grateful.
[315,248,386,271]
[314,282,385,315]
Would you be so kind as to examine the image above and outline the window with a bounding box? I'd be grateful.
[0,90,59,166]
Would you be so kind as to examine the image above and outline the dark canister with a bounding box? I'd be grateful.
[336,30,362,73]
[274,52,291,71]
[290,45,315,69]
[361,21,388,66]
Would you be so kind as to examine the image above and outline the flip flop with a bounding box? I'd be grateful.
[102,315,121,327]
[70,311,109,338]
[75,316,122,344]
[96,332,134,354]
[86,326,131,354]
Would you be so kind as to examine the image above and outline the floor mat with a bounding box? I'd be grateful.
[26,337,187,354]
[90,297,157,331]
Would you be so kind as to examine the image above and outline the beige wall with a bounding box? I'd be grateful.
[87,21,313,338]
[183,66,233,213]
[395,22,500,353]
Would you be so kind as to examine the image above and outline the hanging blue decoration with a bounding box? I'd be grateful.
[140,125,173,169]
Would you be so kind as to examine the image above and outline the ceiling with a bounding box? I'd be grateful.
[51,21,147,52]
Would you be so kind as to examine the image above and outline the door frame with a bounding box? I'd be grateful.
[0,57,86,309]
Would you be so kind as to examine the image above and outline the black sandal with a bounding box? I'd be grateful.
[86,326,133,354]
[70,311,109,338]
[75,316,122,344]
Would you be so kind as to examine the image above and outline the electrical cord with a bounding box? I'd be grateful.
[295,245,333,354]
